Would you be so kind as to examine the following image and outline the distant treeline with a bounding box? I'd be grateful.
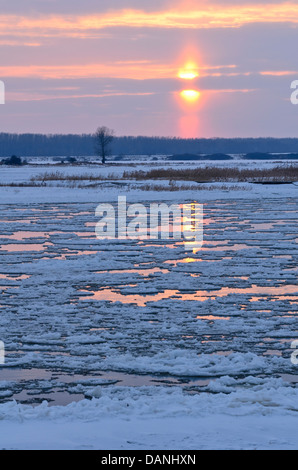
[2,133,298,157]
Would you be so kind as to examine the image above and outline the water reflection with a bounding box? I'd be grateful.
[0,243,53,252]
[2,231,50,240]
[78,284,298,306]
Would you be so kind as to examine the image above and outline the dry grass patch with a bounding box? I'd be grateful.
[123,165,298,182]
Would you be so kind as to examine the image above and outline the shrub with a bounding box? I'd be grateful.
[3,155,26,166]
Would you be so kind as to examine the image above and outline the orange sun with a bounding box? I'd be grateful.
[180,89,200,102]
[178,62,199,80]
[176,55,201,137]
[178,70,198,80]
[178,61,200,104]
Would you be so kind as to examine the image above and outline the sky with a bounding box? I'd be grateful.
[0,0,298,137]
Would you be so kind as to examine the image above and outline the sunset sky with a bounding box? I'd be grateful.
[0,0,298,137]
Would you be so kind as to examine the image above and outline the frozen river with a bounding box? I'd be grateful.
[0,196,297,406]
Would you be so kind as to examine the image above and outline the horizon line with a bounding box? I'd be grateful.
[1,133,298,140]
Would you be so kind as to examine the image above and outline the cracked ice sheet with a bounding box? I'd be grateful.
[0,184,297,448]
[0,197,297,385]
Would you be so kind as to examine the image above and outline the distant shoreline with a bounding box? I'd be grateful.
[2,134,298,157]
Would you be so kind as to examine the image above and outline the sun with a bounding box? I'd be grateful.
[178,71,198,80]
[180,89,200,102]
[178,62,199,80]
[178,60,200,103]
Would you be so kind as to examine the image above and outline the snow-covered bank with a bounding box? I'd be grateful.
[1,383,298,450]
[0,182,297,205]
[0,160,297,205]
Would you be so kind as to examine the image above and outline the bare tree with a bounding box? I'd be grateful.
[94,126,114,164]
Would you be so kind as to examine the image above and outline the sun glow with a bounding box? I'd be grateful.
[178,114,199,139]
[178,71,198,79]
[178,59,200,103]
[180,89,200,102]
[176,55,201,137]
[178,62,199,80]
